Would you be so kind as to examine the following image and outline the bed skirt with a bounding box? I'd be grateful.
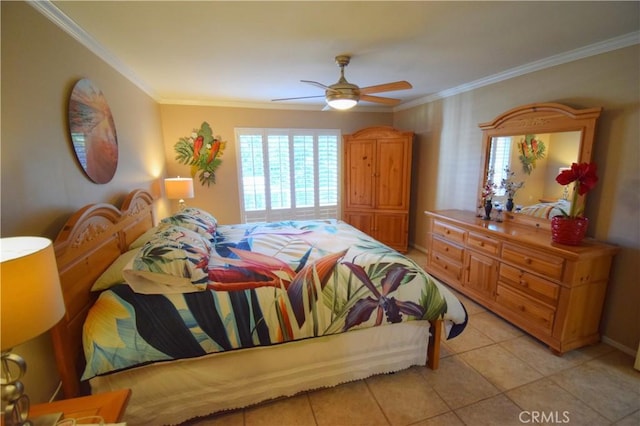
[90,321,432,425]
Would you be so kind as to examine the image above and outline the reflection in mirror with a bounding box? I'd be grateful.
[487,131,581,217]
[478,103,601,228]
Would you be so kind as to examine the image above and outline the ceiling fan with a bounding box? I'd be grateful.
[272,55,412,110]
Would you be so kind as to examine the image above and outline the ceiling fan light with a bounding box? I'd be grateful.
[327,98,358,110]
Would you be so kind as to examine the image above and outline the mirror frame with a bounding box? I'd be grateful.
[478,102,602,229]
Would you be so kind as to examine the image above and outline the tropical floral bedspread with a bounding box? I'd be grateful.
[82,214,467,379]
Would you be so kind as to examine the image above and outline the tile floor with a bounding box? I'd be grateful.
[185,250,640,426]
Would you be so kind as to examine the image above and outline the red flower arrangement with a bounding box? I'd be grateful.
[555,162,598,218]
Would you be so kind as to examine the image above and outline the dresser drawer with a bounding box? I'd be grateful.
[429,251,464,281]
[496,284,555,332]
[432,220,466,244]
[431,236,464,263]
[468,232,500,255]
[501,243,564,280]
[499,263,559,306]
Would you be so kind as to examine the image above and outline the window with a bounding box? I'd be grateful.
[488,136,511,197]
[235,128,340,223]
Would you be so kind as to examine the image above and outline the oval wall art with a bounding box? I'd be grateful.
[68,78,118,184]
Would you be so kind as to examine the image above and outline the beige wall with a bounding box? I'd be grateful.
[159,105,392,223]
[395,44,640,353]
[1,2,168,402]
[2,0,638,406]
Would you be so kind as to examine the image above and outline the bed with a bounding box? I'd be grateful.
[51,189,468,425]
[517,199,571,219]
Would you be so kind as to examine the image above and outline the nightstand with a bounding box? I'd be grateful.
[29,389,131,424]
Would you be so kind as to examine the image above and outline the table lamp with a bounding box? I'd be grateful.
[164,177,194,211]
[1,237,66,426]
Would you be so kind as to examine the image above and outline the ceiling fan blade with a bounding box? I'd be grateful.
[360,81,412,95]
[272,95,325,102]
[360,94,402,106]
[301,80,331,90]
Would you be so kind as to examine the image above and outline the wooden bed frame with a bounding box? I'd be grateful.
[50,189,442,399]
[51,189,155,398]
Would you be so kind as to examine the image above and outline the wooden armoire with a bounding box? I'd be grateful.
[342,126,413,252]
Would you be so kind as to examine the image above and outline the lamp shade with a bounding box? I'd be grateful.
[1,237,65,350]
[165,177,195,200]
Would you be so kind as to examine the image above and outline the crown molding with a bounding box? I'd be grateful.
[396,30,640,112]
[28,0,157,99]
[159,97,391,113]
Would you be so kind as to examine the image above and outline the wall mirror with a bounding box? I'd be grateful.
[478,103,601,228]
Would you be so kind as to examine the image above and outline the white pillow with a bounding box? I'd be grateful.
[91,248,140,291]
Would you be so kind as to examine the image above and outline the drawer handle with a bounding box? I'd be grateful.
[479,242,485,247]
[445,229,450,235]
[524,257,533,264]
[519,280,528,287]
[444,247,449,252]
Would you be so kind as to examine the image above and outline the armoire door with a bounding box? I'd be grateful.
[344,139,376,210]
[376,138,411,211]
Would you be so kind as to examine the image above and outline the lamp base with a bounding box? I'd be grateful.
[30,412,62,426]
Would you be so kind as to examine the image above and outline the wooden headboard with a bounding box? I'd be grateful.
[51,189,155,398]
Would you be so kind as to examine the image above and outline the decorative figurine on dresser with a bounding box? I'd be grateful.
[425,103,618,355]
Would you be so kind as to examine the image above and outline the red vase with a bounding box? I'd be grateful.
[551,216,589,245]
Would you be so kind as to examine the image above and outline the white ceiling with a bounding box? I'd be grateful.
[39,1,639,111]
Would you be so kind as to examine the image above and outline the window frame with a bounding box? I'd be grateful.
[234,127,341,223]
[488,136,511,197]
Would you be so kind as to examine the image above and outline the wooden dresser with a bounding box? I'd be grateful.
[425,210,618,354]
[342,126,413,252]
